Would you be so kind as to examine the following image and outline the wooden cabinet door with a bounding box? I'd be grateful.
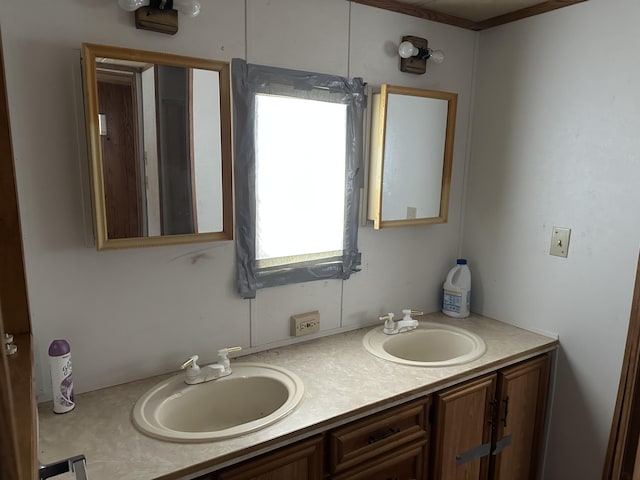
[432,374,497,480]
[214,435,323,480]
[490,354,551,480]
[0,30,36,480]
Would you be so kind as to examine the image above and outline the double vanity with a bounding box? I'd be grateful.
[38,312,558,480]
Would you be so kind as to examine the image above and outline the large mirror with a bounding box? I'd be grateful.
[367,84,457,229]
[82,43,233,250]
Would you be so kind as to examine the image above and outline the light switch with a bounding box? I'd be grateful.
[550,227,571,258]
[98,114,107,136]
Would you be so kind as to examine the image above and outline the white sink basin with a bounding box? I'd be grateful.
[363,321,486,367]
[132,363,304,442]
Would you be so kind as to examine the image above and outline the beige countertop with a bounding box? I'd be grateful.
[38,313,558,480]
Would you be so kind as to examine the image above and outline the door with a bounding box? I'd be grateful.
[0,29,36,480]
[97,70,143,239]
[0,311,20,480]
[432,374,497,480]
[604,255,640,479]
[491,354,551,480]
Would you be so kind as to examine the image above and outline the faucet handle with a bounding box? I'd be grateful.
[379,313,395,322]
[181,354,200,370]
[217,346,242,372]
[217,346,242,357]
[217,346,242,363]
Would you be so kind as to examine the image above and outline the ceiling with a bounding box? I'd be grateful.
[350,0,587,30]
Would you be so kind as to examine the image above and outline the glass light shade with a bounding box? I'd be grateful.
[398,41,419,59]
[118,0,147,11]
[428,49,445,64]
[117,0,201,17]
[173,0,200,17]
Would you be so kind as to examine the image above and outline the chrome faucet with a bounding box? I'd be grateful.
[181,346,242,385]
[381,309,423,335]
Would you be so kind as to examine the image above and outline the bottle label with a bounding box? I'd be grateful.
[52,354,75,412]
[60,375,74,407]
[443,288,463,313]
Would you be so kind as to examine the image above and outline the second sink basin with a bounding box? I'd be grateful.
[363,321,486,367]
[132,363,304,442]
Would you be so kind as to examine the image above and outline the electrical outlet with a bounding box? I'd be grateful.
[291,311,320,337]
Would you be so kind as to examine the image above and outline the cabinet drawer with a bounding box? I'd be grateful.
[214,435,323,480]
[330,441,426,480]
[329,397,430,474]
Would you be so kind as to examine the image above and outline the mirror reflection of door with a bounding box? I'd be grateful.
[97,68,146,239]
[155,64,196,235]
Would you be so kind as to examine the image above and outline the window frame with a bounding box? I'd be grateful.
[231,59,365,299]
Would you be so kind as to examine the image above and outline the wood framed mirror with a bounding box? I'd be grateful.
[367,84,457,229]
[82,43,233,250]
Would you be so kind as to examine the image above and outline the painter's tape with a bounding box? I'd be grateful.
[492,434,513,455]
[455,442,491,466]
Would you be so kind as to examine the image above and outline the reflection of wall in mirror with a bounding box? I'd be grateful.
[140,67,223,236]
[142,66,161,236]
[156,64,194,235]
[382,94,448,221]
[193,69,223,233]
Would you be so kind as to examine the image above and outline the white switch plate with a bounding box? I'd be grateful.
[550,227,571,258]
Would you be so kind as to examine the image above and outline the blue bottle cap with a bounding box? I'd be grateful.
[457,259,467,265]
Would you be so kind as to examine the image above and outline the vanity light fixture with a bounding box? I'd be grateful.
[118,0,201,35]
[397,35,444,75]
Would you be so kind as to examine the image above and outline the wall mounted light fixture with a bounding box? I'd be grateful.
[118,0,201,35]
[397,35,444,75]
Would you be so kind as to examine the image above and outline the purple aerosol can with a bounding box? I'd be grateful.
[48,340,75,413]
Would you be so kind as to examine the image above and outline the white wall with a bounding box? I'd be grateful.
[0,0,476,402]
[464,0,639,477]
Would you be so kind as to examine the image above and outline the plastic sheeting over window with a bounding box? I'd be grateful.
[232,59,365,299]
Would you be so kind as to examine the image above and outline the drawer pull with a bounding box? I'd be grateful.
[368,427,401,444]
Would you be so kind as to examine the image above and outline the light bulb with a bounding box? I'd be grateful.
[173,0,200,17]
[428,49,445,64]
[117,0,200,17]
[398,41,419,59]
[118,0,149,11]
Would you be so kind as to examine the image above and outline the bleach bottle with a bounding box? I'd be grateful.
[442,259,471,318]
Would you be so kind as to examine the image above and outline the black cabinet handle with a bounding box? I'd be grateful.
[368,427,401,444]
[501,396,510,428]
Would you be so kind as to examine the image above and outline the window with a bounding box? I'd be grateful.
[232,60,365,298]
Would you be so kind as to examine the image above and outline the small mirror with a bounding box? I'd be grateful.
[82,43,233,250]
[367,84,457,228]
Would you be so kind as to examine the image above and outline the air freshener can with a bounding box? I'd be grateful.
[48,339,75,413]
